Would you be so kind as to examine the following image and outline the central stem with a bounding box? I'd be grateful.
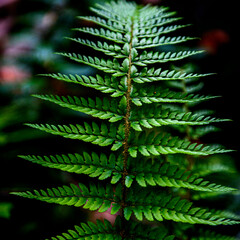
[182,79,195,171]
[120,16,134,239]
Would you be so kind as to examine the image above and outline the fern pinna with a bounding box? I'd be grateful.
[12,1,239,239]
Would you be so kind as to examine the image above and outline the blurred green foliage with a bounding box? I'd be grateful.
[0,0,96,239]
[0,202,13,219]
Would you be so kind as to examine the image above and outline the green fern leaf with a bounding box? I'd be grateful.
[139,8,176,22]
[93,1,137,20]
[125,189,239,225]
[56,53,125,77]
[46,219,121,240]
[134,50,204,66]
[126,221,175,240]
[77,16,126,33]
[191,229,237,240]
[130,106,229,131]
[39,73,126,97]
[11,183,120,212]
[137,24,191,38]
[90,6,131,23]
[193,161,236,177]
[25,122,124,149]
[128,160,236,192]
[191,125,221,139]
[129,132,232,158]
[213,209,240,221]
[131,86,218,106]
[33,94,125,122]
[66,37,125,58]
[19,152,123,183]
[138,17,183,29]
[46,216,175,240]
[133,68,213,83]
[72,27,125,44]
[135,36,198,49]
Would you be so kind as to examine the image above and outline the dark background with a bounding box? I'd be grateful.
[0,0,239,239]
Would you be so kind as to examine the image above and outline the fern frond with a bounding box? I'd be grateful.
[77,16,126,33]
[13,1,239,239]
[46,218,121,240]
[167,78,205,93]
[127,223,175,240]
[94,1,137,19]
[33,94,125,122]
[90,6,131,24]
[47,216,175,240]
[66,37,125,58]
[193,161,236,177]
[72,27,125,44]
[25,122,124,149]
[134,50,204,66]
[79,7,182,33]
[39,73,126,97]
[128,160,236,192]
[191,190,240,200]
[186,82,204,94]
[137,5,170,22]
[192,229,237,240]
[135,36,197,49]
[131,87,218,106]
[19,153,235,193]
[18,152,123,183]
[11,183,121,213]
[190,125,221,139]
[212,209,240,221]
[139,8,176,23]
[137,24,191,38]
[125,190,239,225]
[130,106,229,131]
[133,68,213,83]
[56,53,125,77]
[129,132,232,158]
[137,17,183,29]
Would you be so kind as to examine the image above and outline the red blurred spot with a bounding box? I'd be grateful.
[199,29,229,54]
[0,65,30,83]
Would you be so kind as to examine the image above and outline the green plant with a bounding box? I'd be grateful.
[11,0,239,239]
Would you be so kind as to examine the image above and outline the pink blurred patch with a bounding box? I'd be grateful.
[36,12,58,33]
[4,41,33,57]
[0,65,30,84]
[0,0,17,8]
[0,18,13,39]
[88,203,119,225]
[199,29,229,54]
